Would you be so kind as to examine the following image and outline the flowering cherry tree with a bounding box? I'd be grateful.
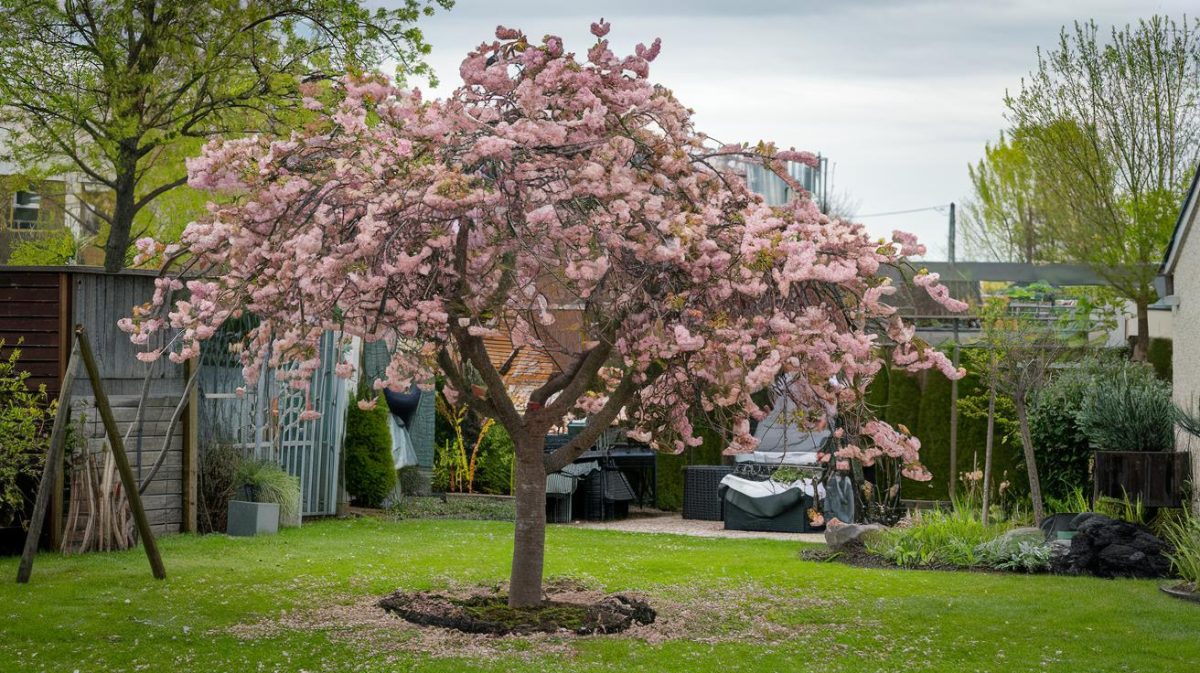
[125,22,965,607]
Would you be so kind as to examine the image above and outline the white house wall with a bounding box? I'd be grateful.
[1170,205,1200,512]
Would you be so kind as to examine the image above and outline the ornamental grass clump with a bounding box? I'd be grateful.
[1161,512,1200,592]
[1077,362,1174,452]
[866,507,1005,568]
[235,460,301,524]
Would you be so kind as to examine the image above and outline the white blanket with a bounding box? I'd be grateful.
[719,474,826,499]
[733,450,819,466]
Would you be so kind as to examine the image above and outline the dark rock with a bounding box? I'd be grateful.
[1051,514,1172,579]
[824,522,886,550]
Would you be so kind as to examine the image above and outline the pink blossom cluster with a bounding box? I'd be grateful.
[833,420,932,482]
[122,23,965,480]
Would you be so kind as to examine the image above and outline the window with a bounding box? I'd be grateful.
[10,190,41,230]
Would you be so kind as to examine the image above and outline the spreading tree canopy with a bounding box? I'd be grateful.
[125,23,965,607]
[0,0,452,271]
[1005,16,1200,359]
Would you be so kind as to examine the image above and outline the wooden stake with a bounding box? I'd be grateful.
[75,326,166,580]
[16,342,81,584]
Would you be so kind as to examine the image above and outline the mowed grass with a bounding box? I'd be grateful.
[1,517,1198,672]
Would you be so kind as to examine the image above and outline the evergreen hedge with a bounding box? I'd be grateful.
[1148,337,1172,382]
[344,393,397,508]
[655,420,726,511]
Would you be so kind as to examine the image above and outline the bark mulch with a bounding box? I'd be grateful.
[378,581,656,636]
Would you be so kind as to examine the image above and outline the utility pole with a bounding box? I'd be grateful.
[948,202,960,501]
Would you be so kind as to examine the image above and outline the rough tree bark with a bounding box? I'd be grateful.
[103,150,138,273]
[508,434,548,608]
[1014,397,1045,524]
[1132,299,1150,362]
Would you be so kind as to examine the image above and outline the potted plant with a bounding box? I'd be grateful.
[1079,363,1188,508]
[227,460,301,536]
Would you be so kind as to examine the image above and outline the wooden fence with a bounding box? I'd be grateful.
[0,267,196,544]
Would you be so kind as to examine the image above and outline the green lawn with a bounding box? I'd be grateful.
[2,517,1197,672]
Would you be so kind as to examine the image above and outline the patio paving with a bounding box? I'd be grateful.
[567,509,827,543]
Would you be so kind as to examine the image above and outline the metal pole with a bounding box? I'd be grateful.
[948,202,960,501]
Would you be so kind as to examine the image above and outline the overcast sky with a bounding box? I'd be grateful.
[395,0,1193,259]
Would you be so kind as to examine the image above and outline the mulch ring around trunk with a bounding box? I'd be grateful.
[378,583,656,636]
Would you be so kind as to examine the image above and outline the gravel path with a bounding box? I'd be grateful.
[567,510,827,544]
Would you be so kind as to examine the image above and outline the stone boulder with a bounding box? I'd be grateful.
[824,522,886,550]
[1051,513,1172,579]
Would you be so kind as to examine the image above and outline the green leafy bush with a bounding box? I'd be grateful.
[344,394,396,507]
[865,507,1006,568]
[472,423,514,495]
[0,343,53,528]
[1077,361,1174,452]
[975,535,1052,573]
[1028,357,1113,501]
[234,459,301,523]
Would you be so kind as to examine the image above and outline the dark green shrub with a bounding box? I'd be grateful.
[1077,361,1174,452]
[344,394,396,507]
[656,418,725,511]
[886,368,922,433]
[1148,337,1172,382]
[397,465,425,496]
[910,370,951,500]
[473,423,514,495]
[1028,356,1132,502]
[199,443,244,533]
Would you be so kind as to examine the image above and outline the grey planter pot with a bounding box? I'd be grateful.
[227,500,279,537]
[279,507,302,528]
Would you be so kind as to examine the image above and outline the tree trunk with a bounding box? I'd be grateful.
[509,434,547,608]
[981,382,995,525]
[1131,300,1150,362]
[103,157,138,273]
[1015,397,1045,524]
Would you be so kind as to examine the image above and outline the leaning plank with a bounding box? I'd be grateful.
[138,366,199,494]
[16,342,81,583]
[76,326,166,580]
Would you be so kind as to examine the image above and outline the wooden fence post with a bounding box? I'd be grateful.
[182,360,199,533]
[16,343,81,584]
[75,326,166,580]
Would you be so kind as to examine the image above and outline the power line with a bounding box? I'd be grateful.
[856,204,951,218]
